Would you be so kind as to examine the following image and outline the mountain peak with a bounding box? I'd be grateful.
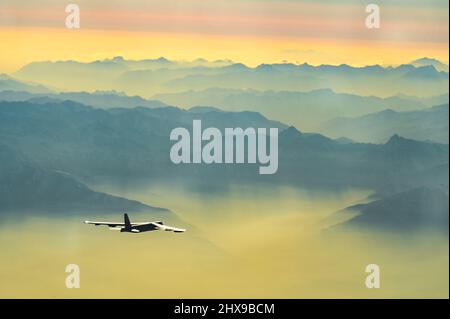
[0,73,12,80]
[156,57,169,62]
[386,134,404,144]
[188,106,223,114]
[256,64,275,71]
[410,57,449,72]
[411,57,442,64]
[384,134,434,149]
[222,63,248,71]
[281,126,302,137]
[378,109,398,116]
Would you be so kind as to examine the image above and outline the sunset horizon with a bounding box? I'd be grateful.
[1,0,448,72]
[0,0,448,303]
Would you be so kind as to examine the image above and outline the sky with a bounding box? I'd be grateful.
[0,0,448,72]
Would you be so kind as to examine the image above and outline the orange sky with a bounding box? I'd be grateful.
[0,0,448,72]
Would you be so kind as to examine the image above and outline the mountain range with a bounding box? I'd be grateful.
[1,56,448,233]
[0,99,448,232]
[0,74,51,94]
[335,187,448,233]
[319,104,449,144]
[2,86,448,133]
[1,100,447,189]
[0,143,166,214]
[12,57,449,98]
[410,58,449,72]
[0,89,169,109]
[153,88,449,131]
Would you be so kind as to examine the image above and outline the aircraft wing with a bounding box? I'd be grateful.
[84,221,125,227]
[153,222,186,233]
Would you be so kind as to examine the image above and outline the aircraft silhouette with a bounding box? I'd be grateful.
[84,213,186,233]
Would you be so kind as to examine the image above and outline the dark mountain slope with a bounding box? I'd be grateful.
[0,144,164,213]
[338,187,448,233]
[0,100,447,190]
[319,104,449,144]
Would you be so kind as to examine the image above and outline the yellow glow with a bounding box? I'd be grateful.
[0,27,448,73]
[0,184,448,298]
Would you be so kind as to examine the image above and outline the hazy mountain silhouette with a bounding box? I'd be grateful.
[13,57,233,95]
[0,144,166,213]
[1,100,446,191]
[410,58,449,72]
[371,163,449,199]
[153,88,448,131]
[13,57,449,98]
[5,86,448,132]
[319,104,449,144]
[0,100,287,182]
[161,63,448,97]
[0,74,51,94]
[336,187,448,233]
[1,99,448,233]
[0,90,169,109]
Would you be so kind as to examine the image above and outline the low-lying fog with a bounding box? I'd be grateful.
[0,183,447,298]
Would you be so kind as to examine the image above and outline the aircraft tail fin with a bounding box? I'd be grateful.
[124,213,132,229]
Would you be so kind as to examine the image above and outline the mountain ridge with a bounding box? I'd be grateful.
[0,144,167,214]
[12,57,449,98]
[319,104,449,144]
